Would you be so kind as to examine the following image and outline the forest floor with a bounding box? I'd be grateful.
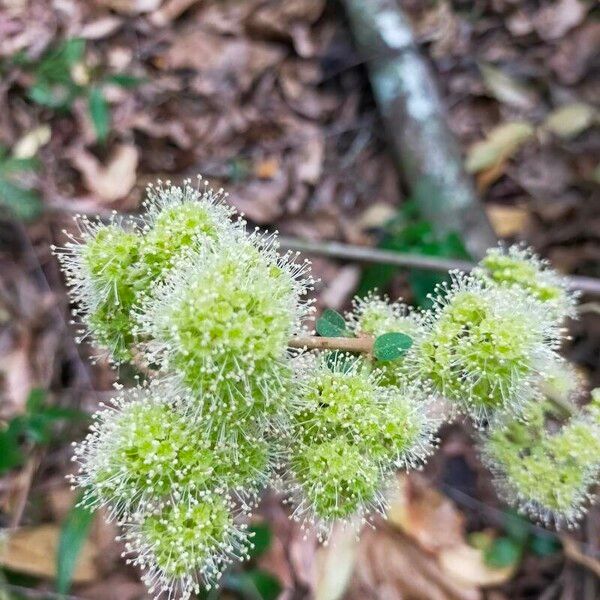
[0,1,599,599]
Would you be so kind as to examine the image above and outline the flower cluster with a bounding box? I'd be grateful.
[286,354,437,539]
[56,177,597,599]
[482,394,600,528]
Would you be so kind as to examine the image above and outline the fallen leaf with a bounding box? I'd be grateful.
[0,524,97,583]
[465,121,534,173]
[532,0,588,41]
[550,22,600,84]
[476,159,508,193]
[543,103,596,139]
[230,171,288,223]
[12,126,51,159]
[296,135,324,184]
[96,0,161,14]
[77,16,123,40]
[388,474,465,555]
[150,0,201,26]
[479,63,537,111]
[347,527,481,600]
[69,144,138,203]
[254,157,280,180]
[486,204,529,237]
[439,543,516,588]
[356,203,397,231]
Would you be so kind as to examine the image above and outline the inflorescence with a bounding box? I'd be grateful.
[54,176,597,599]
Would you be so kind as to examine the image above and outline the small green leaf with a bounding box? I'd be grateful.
[225,570,282,600]
[26,388,46,415]
[373,332,413,361]
[529,534,561,557]
[88,87,110,143]
[484,536,523,568]
[0,427,25,474]
[248,523,272,559]
[104,73,144,88]
[56,493,95,595]
[0,178,42,221]
[316,308,347,337]
[503,509,530,544]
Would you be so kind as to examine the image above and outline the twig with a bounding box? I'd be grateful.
[288,335,374,354]
[561,535,600,578]
[278,237,600,296]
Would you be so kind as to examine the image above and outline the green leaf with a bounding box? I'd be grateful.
[0,178,42,221]
[26,388,46,415]
[529,534,561,557]
[0,426,25,474]
[245,570,281,600]
[88,87,110,143]
[56,493,95,595]
[248,523,271,559]
[316,308,347,337]
[225,570,281,600]
[503,509,529,544]
[484,536,523,568]
[104,73,144,88]
[28,82,75,109]
[373,332,413,361]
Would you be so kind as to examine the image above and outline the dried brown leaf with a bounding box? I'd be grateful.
[387,474,465,555]
[486,204,530,237]
[465,122,534,173]
[543,103,597,139]
[532,0,588,41]
[0,524,97,583]
[68,144,138,203]
[96,0,161,15]
[439,543,516,588]
[479,63,537,111]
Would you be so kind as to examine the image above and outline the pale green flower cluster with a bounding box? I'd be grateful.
[56,176,598,598]
[287,355,437,539]
[482,395,600,528]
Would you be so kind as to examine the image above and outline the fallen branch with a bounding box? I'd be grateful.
[341,0,497,259]
[278,236,600,296]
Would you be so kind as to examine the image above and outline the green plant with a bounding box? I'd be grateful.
[0,389,84,475]
[0,146,41,221]
[18,38,141,143]
[54,177,597,599]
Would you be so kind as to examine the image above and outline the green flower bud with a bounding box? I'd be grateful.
[288,436,383,539]
[55,179,240,362]
[71,386,271,518]
[482,401,600,528]
[121,493,251,598]
[286,355,438,537]
[136,231,314,432]
[54,216,142,361]
[474,244,577,323]
[412,273,561,422]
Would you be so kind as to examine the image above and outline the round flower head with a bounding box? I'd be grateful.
[136,230,314,433]
[474,244,578,323]
[54,178,240,363]
[412,273,561,422]
[287,436,385,540]
[121,493,252,599]
[286,355,437,538]
[482,401,600,528]
[347,293,425,386]
[137,177,238,281]
[53,214,142,361]
[71,385,271,518]
[292,354,437,468]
